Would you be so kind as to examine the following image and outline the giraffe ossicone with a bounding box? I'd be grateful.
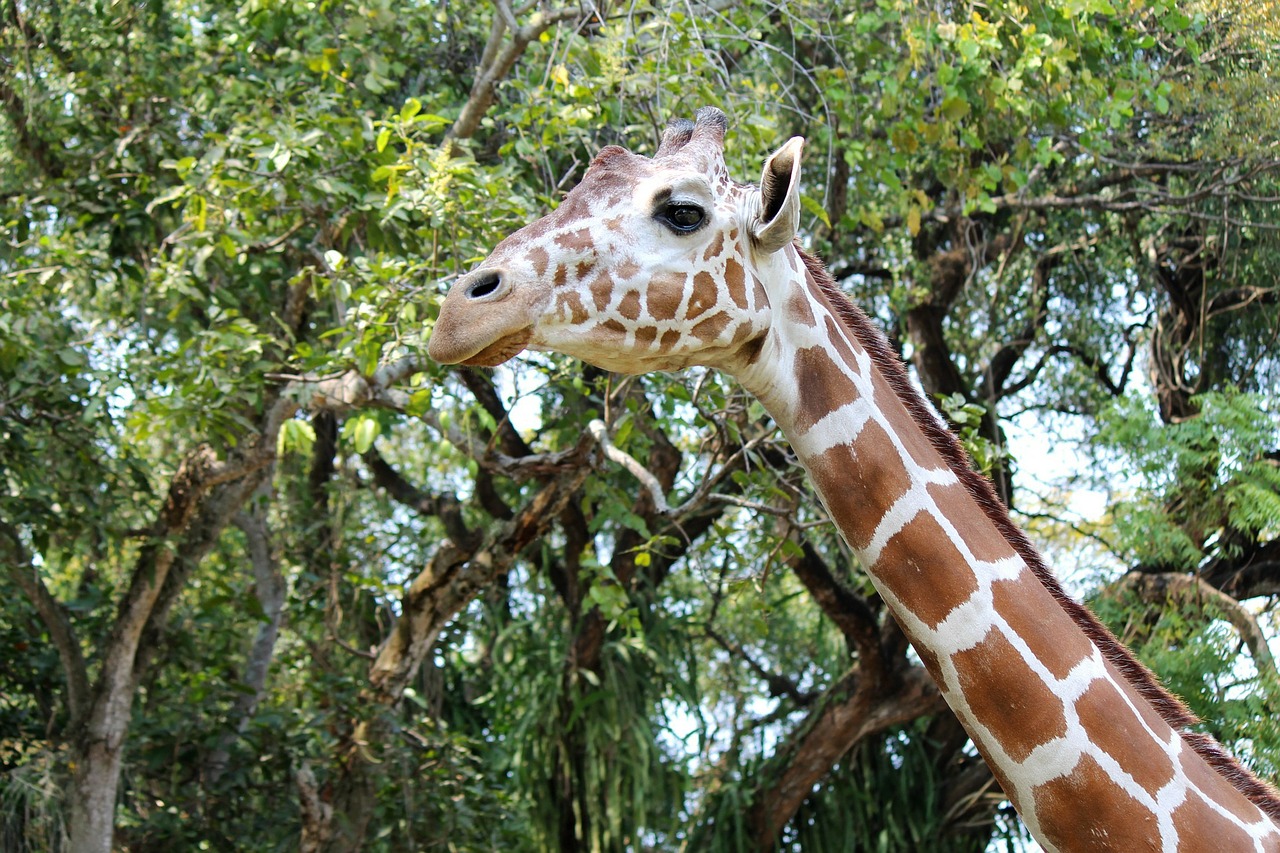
[428,107,1280,852]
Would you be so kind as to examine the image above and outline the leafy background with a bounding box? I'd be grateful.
[1,0,1278,850]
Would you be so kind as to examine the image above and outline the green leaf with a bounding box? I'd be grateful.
[351,415,380,454]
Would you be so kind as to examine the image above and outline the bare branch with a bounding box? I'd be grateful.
[446,2,593,145]
[1117,571,1278,682]
[1,520,90,721]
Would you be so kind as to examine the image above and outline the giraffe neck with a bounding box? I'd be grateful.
[735,245,1280,853]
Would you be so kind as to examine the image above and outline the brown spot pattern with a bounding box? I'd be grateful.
[1034,755,1160,852]
[870,369,939,470]
[617,259,640,280]
[556,228,594,252]
[576,260,595,281]
[926,482,1019,563]
[635,326,657,348]
[601,319,627,335]
[1176,746,1265,825]
[553,264,569,287]
[590,273,612,311]
[725,257,748,308]
[805,420,912,550]
[686,272,717,319]
[875,511,980,628]
[1076,680,1176,797]
[823,315,863,375]
[1172,792,1258,852]
[691,311,731,342]
[990,572,1093,681]
[787,287,816,327]
[953,628,1068,763]
[702,232,724,262]
[753,276,768,308]
[659,330,682,351]
[618,290,641,321]
[529,247,549,278]
[791,344,859,434]
[648,281,682,321]
[556,291,589,324]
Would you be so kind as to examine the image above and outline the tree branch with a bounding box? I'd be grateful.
[1117,571,1278,682]
[1,520,90,722]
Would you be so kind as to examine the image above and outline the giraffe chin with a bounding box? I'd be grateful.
[459,328,533,367]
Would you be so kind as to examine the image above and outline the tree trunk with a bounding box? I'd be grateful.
[66,737,124,853]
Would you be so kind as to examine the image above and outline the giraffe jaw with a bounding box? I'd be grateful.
[456,328,534,367]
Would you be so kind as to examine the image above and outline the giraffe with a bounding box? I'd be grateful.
[427,107,1280,852]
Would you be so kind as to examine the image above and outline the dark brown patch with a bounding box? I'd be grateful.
[925,482,1019,563]
[635,326,657,348]
[658,330,682,351]
[576,260,595,281]
[702,231,724,262]
[1075,679,1176,797]
[590,273,612,312]
[787,287,817,327]
[739,333,767,364]
[1034,755,1159,852]
[1172,790,1259,851]
[556,291,589,324]
[553,264,569,287]
[601,319,627,335]
[953,628,1068,763]
[725,257,748,308]
[529,246,549,278]
[555,228,593,252]
[686,272,717,319]
[990,572,1094,681]
[618,290,641,321]
[791,344,859,434]
[874,511,980,628]
[691,311,731,342]
[804,420,913,550]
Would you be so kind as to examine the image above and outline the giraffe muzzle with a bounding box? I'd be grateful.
[429,266,537,367]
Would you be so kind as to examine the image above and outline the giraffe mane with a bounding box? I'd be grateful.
[796,247,1280,821]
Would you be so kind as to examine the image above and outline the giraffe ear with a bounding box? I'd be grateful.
[752,136,804,254]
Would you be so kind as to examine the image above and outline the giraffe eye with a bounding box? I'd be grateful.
[658,204,706,233]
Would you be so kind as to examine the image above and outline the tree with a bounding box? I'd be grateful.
[1,0,1277,851]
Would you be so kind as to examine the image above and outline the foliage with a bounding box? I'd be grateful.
[0,0,1277,851]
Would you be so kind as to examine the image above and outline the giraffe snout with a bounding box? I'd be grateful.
[428,266,537,367]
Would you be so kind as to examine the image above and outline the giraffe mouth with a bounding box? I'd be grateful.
[459,328,534,367]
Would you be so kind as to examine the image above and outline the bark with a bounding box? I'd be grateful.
[312,457,594,853]
[1116,571,1278,682]
[62,446,228,853]
[203,501,290,789]
[445,2,591,147]
[746,543,948,851]
[907,224,1018,502]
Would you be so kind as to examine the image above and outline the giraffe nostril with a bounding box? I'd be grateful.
[465,271,503,300]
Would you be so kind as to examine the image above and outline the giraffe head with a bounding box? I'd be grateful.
[428,108,804,375]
